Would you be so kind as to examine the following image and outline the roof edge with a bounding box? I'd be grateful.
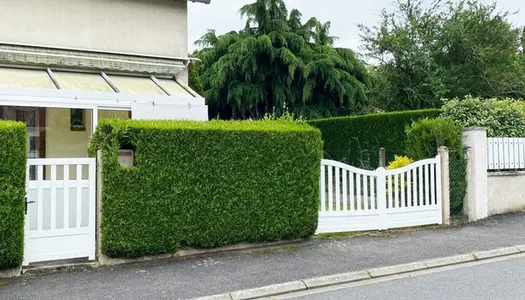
[183,0,211,4]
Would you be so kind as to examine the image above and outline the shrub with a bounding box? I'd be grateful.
[405,118,466,215]
[386,155,414,170]
[386,155,414,194]
[405,118,463,159]
[89,119,323,258]
[0,121,26,270]
[441,96,525,137]
[309,109,441,169]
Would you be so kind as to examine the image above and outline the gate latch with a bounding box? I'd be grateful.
[25,197,35,215]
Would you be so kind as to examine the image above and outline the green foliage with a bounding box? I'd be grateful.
[308,109,441,169]
[188,62,204,96]
[90,119,323,258]
[441,96,525,137]
[361,0,525,111]
[194,0,370,120]
[0,121,26,270]
[405,118,466,215]
[405,118,463,159]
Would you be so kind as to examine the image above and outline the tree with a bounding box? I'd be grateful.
[188,62,204,96]
[361,0,525,111]
[194,0,370,120]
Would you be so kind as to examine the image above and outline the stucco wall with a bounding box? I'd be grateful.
[0,0,188,58]
[46,108,129,159]
[488,172,525,215]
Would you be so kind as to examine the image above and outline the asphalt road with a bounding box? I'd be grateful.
[289,255,525,300]
[1,213,524,300]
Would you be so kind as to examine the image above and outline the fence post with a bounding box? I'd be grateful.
[438,146,450,225]
[462,128,488,221]
[379,148,386,168]
[96,150,104,263]
[376,167,387,230]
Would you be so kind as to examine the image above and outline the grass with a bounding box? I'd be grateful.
[0,281,6,288]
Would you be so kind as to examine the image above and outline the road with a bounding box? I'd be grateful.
[1,213,524,300]
[281,255,525,300]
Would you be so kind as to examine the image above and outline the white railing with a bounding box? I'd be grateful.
[487,138,525,170]
[318,156,442,234]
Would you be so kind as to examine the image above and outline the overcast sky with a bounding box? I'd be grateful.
[188,0,525,53]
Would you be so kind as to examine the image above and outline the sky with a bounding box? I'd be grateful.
[188,0,525,53]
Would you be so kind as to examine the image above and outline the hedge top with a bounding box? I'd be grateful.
[95,119,320,133]
[308,109,442,124]
[0,120,26,130]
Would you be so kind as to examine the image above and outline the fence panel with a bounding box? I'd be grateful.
[487,138,525,170]
[318,156,443,234]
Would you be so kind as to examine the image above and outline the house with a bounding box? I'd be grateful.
[0,0,209,162]
[0,0,210,266]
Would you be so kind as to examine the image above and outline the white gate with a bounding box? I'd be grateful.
[317,156,442,234]
[24,158,96,265]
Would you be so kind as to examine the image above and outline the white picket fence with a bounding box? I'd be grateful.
[317,157,442,234]
[487,138,525,170]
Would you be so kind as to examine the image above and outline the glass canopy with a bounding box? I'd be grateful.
[0,67,196,98]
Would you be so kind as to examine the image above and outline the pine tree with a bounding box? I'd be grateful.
[194,0,370,119]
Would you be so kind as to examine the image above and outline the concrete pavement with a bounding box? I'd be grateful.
[1,213,525,300]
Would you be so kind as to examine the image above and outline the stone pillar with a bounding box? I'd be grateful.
[463,128,488,221]
[438,146,450,225]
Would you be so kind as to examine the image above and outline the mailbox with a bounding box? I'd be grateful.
[118,149,134,168]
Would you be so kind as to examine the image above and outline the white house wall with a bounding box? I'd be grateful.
[0,0,188,58]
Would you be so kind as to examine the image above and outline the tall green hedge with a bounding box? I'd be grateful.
[309,109,441,168]
[0,121,26,270]
[89,119,323,258]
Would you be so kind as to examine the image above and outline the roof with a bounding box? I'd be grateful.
[0,66,200,98]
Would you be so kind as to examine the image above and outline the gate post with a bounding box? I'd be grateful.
[96,150,104,262]
[438,146,450,225]
[376,167,387,230]
[463,128,488,221]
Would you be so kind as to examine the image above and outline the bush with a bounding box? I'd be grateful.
[386,155,414,170]
[405,118,466,215]
[0,121,26,270]
[309,109,441,169]
[405,118,463,159]
[441,96,525,137]
[89,119,323,258]
[386,155,414,194]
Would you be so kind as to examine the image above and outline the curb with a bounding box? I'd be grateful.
[192,245,525,300]
[21,262,100,277]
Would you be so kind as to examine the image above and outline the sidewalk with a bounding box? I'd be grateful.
[1,213,525,300]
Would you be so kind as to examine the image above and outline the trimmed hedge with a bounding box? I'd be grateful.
[89,119,323,258]
[309,109,441,168]
[0,121,26,270]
